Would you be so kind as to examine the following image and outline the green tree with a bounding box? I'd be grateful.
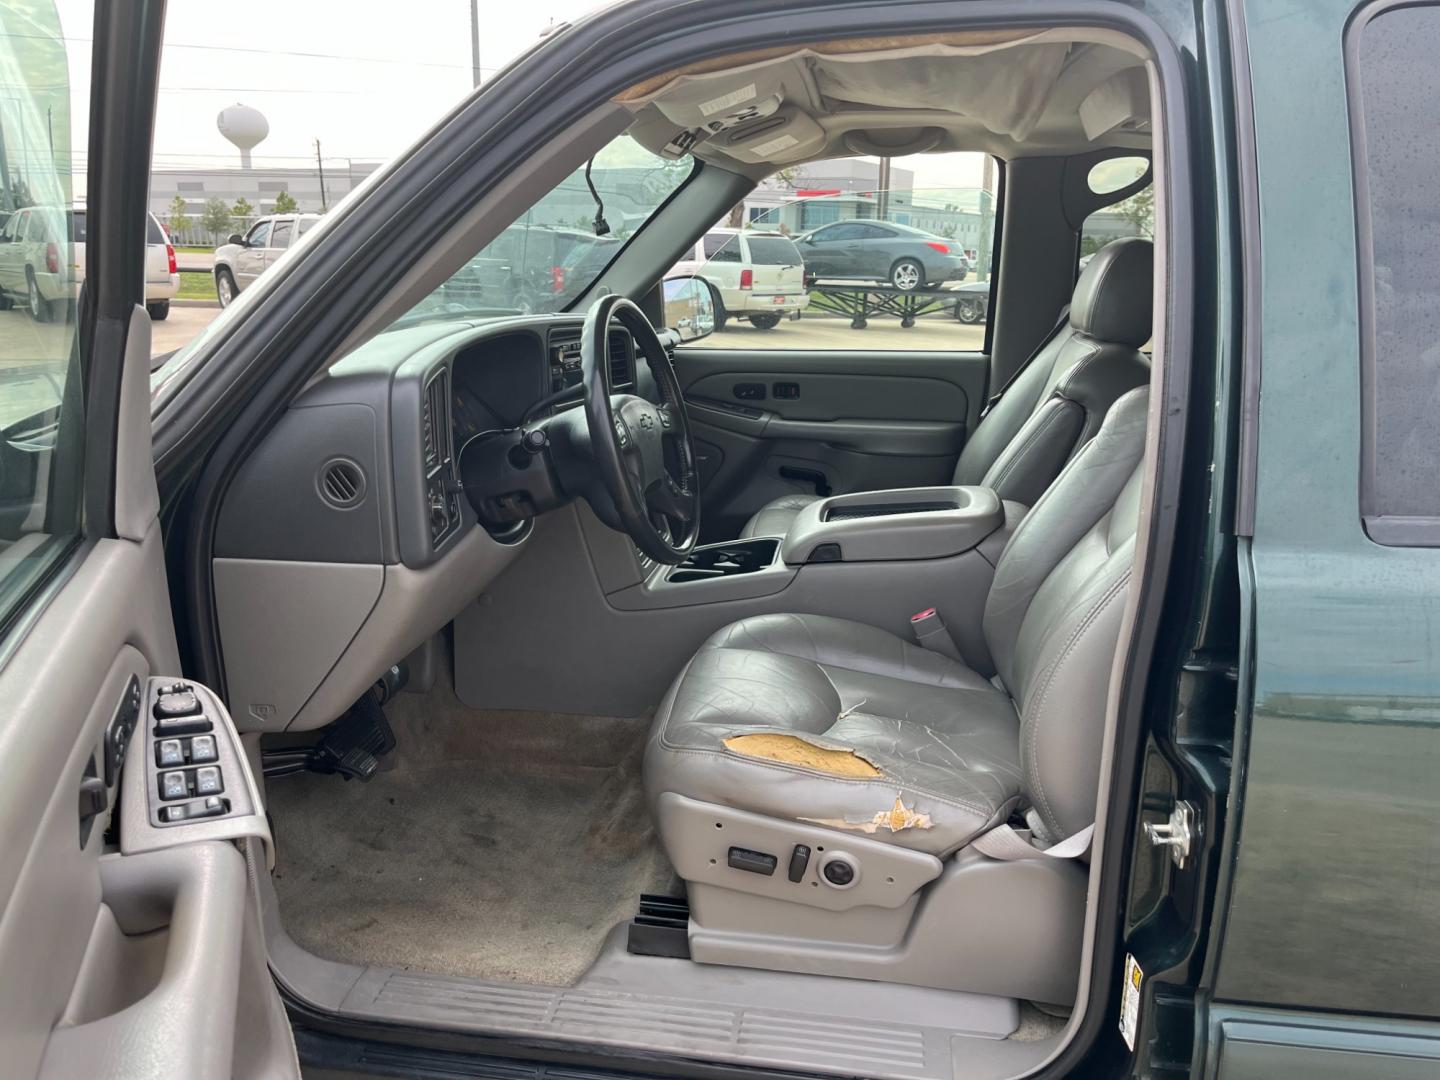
[230,197,255,229]
[273,189,298,214]
[166,195,191,241]
[201,198,233,243]
[1117,186,1155,239]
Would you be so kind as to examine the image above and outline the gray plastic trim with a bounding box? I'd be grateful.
[659,793,942,913]
[781,486,1003,564]
[39,843,248,1080]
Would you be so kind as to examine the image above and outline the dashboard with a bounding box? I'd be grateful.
[211,314,641,734]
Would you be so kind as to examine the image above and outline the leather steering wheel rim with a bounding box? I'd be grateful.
[581,294,700,564]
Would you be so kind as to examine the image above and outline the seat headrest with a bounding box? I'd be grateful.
[1068,237,1153,348]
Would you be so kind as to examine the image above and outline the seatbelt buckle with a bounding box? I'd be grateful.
[910,607,963,661]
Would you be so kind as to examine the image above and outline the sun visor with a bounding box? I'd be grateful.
[1078,66,1151,141]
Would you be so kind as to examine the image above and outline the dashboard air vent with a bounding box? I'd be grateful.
[317,457,366,509]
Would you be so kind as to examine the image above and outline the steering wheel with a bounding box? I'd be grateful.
[581,294,700,564]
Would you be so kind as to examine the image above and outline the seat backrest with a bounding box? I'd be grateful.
[980,386,1149,841]
[953,237,1153,506]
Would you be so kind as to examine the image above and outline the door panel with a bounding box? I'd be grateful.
[674,347,988,539]
[0,4,295,1076]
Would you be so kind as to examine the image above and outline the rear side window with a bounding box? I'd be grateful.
[1351,2,1440,543]
[271,220,293,249]
[297,217,316,235]
[745,236,802,265]
[72,212,87,243]
[704,235,741,262]
[145,215,164,245]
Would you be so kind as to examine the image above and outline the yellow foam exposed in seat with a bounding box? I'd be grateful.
[723,733,882,777]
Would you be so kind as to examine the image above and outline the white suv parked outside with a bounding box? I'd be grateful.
[0,206,178,321]
[672,228,809,330]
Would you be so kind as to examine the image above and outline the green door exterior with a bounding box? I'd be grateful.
[1207,0,1440,1071]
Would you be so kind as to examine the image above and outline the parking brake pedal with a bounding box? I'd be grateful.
[262,691,396,781]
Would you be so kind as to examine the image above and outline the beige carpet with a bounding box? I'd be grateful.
[266,678,675,986]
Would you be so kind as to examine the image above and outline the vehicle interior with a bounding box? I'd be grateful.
[1,10,1185,1079]
[161,24,1175,1079]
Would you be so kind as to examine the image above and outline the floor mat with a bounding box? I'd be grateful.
[266,684,674,986]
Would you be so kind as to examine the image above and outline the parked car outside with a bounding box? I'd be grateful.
[953,280,992,324]
[0,206,178,321]
[213,213,323,307]
[796,219,971,290]
[672,227,809,330]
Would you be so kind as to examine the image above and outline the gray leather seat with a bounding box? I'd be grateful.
[647,386,1149,856]
[739,237,1152,539]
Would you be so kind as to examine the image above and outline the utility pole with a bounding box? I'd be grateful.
[977,153,995,279]
[470,0,482,88]
[876,156,892,221]
[314,139,328,211]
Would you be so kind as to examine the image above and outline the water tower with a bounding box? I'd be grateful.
[217,103,269,169]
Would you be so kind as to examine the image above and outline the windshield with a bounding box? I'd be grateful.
[391,133,694,328]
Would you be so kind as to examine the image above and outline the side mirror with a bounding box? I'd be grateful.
[227,233,245,247]
[662,275,715,343]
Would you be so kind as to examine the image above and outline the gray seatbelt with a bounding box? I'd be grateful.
[979,304,1071,420]
[971,821,1094,861]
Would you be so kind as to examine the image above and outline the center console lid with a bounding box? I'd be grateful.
[780,486,1003,565]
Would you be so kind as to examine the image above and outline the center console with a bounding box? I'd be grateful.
[778,486,1004,565]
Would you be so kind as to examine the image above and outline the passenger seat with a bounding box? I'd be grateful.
[739,237,1153,538]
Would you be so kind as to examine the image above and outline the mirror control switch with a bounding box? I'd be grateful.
[153,690,201,719]
[156,739,185,767]
[154,713,212,737]
[194,766,223,795]
[189,734,218,764]
[160,770,189,800]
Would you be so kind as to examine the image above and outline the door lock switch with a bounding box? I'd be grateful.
[727,846,777,876]
[159,795,229,824]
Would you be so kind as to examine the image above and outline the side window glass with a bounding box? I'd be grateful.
[1080,181,1154,273]
[270,220,293,249]
[1352,3,1440,543]
[681,153,998,350]
[247,221,272,248]
[0,1,91,629]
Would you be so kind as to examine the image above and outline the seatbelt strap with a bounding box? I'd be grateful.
[979,304,1071,420]
[971,821,1094,861]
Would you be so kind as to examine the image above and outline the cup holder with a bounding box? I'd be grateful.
[667,538,780,583]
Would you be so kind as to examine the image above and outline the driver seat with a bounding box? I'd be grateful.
[643,387,1149,1004]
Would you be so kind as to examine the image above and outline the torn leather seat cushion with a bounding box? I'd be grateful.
[643,613,1024,857]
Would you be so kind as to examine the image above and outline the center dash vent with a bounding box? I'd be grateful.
[317,457,366,509]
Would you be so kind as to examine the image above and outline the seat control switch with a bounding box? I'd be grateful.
[727,846,777,876]
[787,844,811,882]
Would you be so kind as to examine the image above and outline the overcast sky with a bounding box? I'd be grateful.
[52,0,985,191]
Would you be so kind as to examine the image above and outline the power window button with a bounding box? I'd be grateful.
[189,735,218,764]
[194,766,223,796]
[156,739,185,767]
[160,770,188,800]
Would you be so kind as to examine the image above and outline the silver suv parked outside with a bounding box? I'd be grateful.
[213,213,323,307]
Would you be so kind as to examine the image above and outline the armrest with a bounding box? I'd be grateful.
[780,486,1003,565]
